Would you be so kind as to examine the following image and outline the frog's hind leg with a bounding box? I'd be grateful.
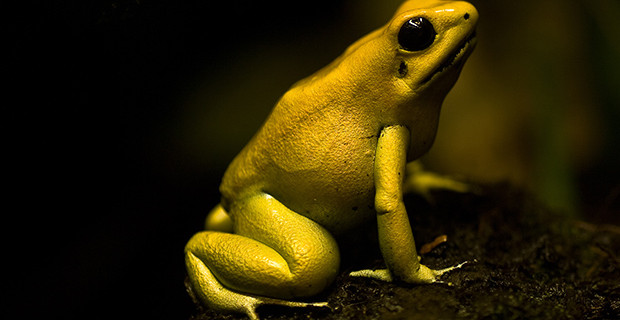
[185,249,327,320]
[185,194,339,318]
[204,204,234,232]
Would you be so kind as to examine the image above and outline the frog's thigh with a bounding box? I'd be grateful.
[186,194,340,299]
[231,193,340,297]
[186,231,294,298]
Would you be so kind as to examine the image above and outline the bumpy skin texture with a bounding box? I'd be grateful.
[185,1,478,319]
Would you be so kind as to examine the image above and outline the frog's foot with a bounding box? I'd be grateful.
[404,162,473,204]
[349,268,394,282]
[204,204,234,232]
[187,252,328,320]
[349,261,471,286]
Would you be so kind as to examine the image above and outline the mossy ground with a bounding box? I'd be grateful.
[189,184,619,320]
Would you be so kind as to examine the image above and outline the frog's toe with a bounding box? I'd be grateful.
[260,298,329,310]
[433,260,473,278]
[402,260,473,284]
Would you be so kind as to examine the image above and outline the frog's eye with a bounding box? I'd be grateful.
[398,17,436,51]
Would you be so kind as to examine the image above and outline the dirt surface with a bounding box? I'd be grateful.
[189,184,620,320]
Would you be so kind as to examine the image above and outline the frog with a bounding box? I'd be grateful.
[185,1,478,319]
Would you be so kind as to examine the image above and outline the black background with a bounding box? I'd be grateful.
[7,1,347,319]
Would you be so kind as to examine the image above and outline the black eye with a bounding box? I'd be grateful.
[398,17,436,51]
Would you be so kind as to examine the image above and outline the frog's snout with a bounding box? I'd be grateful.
[459,2,479,26]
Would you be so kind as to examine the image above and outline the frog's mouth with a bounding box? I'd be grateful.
[422,31,477,84]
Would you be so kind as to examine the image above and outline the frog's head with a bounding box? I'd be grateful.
[326,0,478,159]
[386,0,478,159]
[387,0,478,92]
[290,0,478,160]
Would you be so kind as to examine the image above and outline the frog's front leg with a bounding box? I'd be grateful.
[350,125,463,284]
[185,194,339,319]
[403,161,471,203]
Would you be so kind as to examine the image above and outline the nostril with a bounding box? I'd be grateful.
[464,13,470,20]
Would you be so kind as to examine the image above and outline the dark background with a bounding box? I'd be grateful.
[9,1,351,319]
[7,1,618,319]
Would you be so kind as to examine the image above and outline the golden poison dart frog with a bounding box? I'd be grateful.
[185,1,478,318]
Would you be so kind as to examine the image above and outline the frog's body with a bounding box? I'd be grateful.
[186,1,478,319]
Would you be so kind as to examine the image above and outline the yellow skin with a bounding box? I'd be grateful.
[185,1,478,318]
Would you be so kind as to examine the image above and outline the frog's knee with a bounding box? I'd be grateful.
[278,232,340,297]
[263,249,339,298]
